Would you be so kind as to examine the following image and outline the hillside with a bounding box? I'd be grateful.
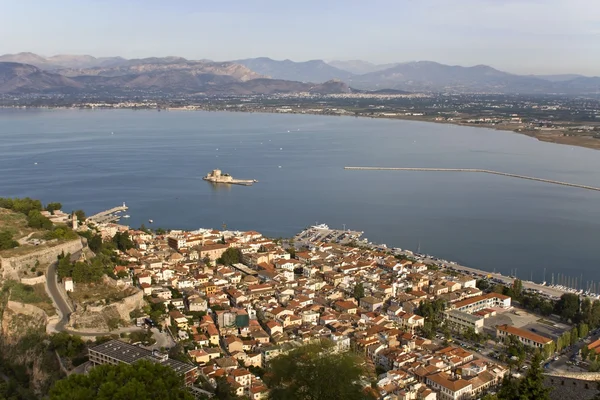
[235,57,353,83]
[0,52,126,69]
[347,61,552,93]
[327,59,398,74]
[58,58,262,81]
[0,62,82,94]
[0,59,354,95]
[1,52,600,95]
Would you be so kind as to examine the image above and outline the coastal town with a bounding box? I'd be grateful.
[3,92,600,151]
[5,205,591,400]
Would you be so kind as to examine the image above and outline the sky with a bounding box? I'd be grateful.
[1,0,599,75]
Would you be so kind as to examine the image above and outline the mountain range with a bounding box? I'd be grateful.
[0,52,599,96]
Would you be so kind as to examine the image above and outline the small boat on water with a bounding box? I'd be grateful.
[122,215,130,219]
[148,219,153,223]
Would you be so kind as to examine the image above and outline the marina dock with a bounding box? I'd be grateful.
[344,167,600,192]
[87,203,128,224]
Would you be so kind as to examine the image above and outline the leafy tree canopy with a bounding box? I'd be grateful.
[353,282,365,301]
[112,231,134,252]
[45,202,63,214]
[0,230,19,250]
[0,197,42,215]
[73,210,86,222]
[265,341,375,400]
[217,248,242,266]
[27,210,52,230]
[49,360,193,400]
[554,293,580,322]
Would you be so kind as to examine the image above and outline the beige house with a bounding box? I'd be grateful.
[198,244,229,261]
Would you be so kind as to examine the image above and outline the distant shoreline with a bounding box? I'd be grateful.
[3,104,600,151]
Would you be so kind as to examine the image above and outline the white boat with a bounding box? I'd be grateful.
[122,215,130,219]
[312,224,329,230]
[148,219,153,223]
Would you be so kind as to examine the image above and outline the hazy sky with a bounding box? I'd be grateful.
[1,0,599,75]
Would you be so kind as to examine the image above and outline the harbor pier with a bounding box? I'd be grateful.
[87,203,129,224]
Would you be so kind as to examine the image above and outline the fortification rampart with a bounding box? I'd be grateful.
[0,238,85,280]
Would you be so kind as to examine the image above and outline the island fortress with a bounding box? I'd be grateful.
[203,169,257,186]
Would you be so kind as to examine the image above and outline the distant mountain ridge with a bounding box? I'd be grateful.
[0,52,127,70]
[0,62,82,93]
[0,52,599,95]
[0,59,351,95]
[327,60,399,75]
[234,57,353,83]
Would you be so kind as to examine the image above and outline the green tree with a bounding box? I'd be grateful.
[112,231,134,252]
[497,376,520,400]
[539,300,554,317]
[88,233,103,253]
[217,248,242,266]
[554,293,580,322]
[49,360,193,400]
[56,252,74,280]
[0,197,42,215]
[570,326,579,346]
[215,376,237,400]
[73,210,86,222]
[582,345,590,361]
[353,282,365,301]
[45,202,63,214]
[517,352,551,400]
[49,332,85,358]
[513,278,524,300]
[416,298,447,338]
[590,300,600,328]
[0,231,19,250]
[476,279,491,291]
[155,228,167,235]
[265,341,375,400]
[27,210,52,230]
[579,323,590,339]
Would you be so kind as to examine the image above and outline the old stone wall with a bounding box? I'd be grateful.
[0,238,85,280]
[6,301,49,324]
[544,373,600,400]
[68,287,144,331]
[20,276,47,285]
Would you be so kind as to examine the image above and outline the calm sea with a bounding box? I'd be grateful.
[1,108,600,286]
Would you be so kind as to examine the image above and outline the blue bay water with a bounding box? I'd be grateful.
[1,108,599,285]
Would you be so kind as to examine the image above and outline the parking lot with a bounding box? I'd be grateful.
[295,226,364,246]
[483,308,571,340]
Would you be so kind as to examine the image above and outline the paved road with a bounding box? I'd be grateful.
[405,252,571,300]
[46,261,72,332]
[148,328,175,350]
[46,257,144,338]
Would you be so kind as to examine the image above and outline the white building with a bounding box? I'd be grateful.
[444,310,484,334]
[64,277,74,292]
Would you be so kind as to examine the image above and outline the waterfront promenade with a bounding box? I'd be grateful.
[344,167,600,192]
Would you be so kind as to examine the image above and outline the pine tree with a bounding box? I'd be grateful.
[517,352,551,400]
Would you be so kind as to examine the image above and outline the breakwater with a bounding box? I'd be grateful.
[87,203,129,224]
[344,167,600,192]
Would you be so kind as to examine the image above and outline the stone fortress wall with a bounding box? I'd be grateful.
[544,372,600,400]
[0,238,85,280]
